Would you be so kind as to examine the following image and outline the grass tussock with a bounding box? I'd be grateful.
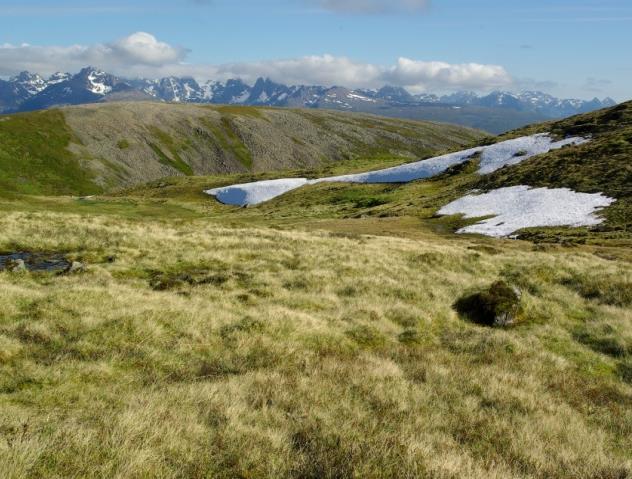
[561,271,632,307]
[0,208,630,478]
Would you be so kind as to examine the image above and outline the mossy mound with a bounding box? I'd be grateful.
[455,280,522,327]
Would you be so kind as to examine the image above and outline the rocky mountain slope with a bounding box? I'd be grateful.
[0,67,616,133]
[0,102,483,196]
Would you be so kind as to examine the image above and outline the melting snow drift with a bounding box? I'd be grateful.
[205,133,588,206]
[210,178,310,206]
[437,186,614,237]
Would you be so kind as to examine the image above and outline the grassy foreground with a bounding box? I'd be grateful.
[1,205,631,478]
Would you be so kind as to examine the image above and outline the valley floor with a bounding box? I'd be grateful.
[0,194,631,478]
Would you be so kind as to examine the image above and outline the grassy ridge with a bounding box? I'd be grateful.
[0,102,484,195]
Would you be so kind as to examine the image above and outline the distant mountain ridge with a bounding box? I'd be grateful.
[0,66,617,133]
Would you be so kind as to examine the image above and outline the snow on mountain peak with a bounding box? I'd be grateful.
[86,69,112,95]
[0,67,619,124]
[11,71,47,95]
[48,72,71,85]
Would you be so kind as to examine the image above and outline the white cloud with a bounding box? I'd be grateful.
[214,55,383,88]
[313,0,430,14]
[0,32,512,93]
[384,58,512,92]
[0,32,187,77]
[213,55,511,92]
[109,32,187,66]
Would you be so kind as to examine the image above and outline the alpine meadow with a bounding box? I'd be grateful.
[0,1,631,478]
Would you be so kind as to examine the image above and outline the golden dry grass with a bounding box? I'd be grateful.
[0,210,631,478]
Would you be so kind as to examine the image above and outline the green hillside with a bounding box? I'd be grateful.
[119,101,631,246]
[478,100,632,197]
[478,101,632,240]
[0,102,483,196]
[0,110,102,196]
[0,102,630,478]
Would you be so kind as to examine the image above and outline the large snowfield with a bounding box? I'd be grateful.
[437,186,615,237]
[206,133,588,207]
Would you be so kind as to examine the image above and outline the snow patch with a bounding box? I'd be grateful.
[232,91,250,104]
[477,134,588,174]
[258,91,269,102]
[320,147,483,184]
[208,178,311,207]
[437,186,614,237]
[87,71,112,95]
[205,133,589,206]
[347,92,376,102]
[48,72,70,85]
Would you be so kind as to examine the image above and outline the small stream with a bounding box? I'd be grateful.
[0,252,71,273]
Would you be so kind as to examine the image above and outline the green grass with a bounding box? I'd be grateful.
[0,205,630,478]
[147,142,194,176]
[201,116,254,170]
[0,194,204,221]
[481,100,632,237]
[147,127,194,176]
[116,139,130,150]
[561,270,632,307]
[211,104,266,119]
[0,110,102,196]
[0,101,631,477]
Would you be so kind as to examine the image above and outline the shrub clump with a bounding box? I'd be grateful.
[617,359,632,384]
[116,139,130,149]
[149,269,229,291]
[345,325,386,348]
[454,280,522,327]
[561,273,632,307]
[398,329,421,345]
[573,327,630,358]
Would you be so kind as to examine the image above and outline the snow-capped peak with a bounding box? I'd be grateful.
[85,69,112,95]
[11,71,48,95]
[48,72,71,85]
[0,67,619,126]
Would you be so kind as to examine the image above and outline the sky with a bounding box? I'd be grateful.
[0,0,630,100]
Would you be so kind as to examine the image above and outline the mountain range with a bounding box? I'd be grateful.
[0,67,617,133]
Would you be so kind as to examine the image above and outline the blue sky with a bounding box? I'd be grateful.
[0,0,630,100]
